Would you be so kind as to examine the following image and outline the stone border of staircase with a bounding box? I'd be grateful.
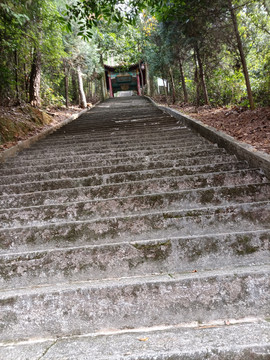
[147,96,270,179]
[0,105,98,163]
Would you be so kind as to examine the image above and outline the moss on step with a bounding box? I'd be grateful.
[148,194,164,206]
[130,240,172,267]
[163,213,183,220]
[234,234,259,256]
[187,240,219,261]
[163,210,203,219]
[200,189,215,204]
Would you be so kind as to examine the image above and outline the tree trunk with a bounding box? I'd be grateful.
[149,76,155,96]
[195,44,210,105]
[92,80,96,99]
[23,63,28,102]
[64,63,69,108]
[71,69,79,104]
[169,67,176,104]
[77,65,87,108]
[139,63,144,95]
[29,49,41,107]
[145,62,151,96]
[93,78,97,99]
[99,54,108,101]
[14,50,20,104]
[162,74,168,104]
[146,63,155,96]
[87,78,92,101]
[178,57,188,103]
[194,52,200,106]
[228,0,255,109]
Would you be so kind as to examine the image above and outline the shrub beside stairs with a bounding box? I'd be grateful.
[0,96,269,359]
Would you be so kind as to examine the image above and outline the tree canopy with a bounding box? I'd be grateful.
[0,0,269,108]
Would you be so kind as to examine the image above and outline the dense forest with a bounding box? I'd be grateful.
[0,0,269,109]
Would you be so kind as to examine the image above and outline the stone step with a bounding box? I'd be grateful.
[4,122,190,159]
[16,126,193,144]
[1,147,228,169]
[1,320,269,359]
[17,137,208,158]
[1,229,268,289]
[31,124,188,141]
[1,183,269,228]
[0,151,233,176]
[0,169,266,209]
[0,154,237,177]
[44,124,189,142]
[0,161,248,186]
[0,201,269,253]
[43,118,180,138]
[55,112,173,123]
[0,265,269,342]
[38,123,185,143]
[71,110,167,119]
[6,142,215,164]
[20,129,196,151]
[0,167,265,196]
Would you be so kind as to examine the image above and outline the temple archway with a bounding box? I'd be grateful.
[104,63,146,97]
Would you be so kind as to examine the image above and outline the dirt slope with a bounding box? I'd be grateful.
[0,105,82,152]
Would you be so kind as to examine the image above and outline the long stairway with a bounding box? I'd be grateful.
[0,96,269,359]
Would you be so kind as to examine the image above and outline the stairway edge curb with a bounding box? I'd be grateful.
[145,96,270,180]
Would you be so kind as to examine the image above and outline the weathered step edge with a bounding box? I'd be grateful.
[147,97,270,179]
[0,107,93,163]
[1,229,269,289]
[0,320,269,360]
[0,265,269,342]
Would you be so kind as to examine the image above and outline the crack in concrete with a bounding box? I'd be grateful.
[37,339,58,360]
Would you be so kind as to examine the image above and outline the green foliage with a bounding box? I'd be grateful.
[63,0,156,34]
[42,85,65,106]
[0,0,67,105]
[142,0,270,107]
[0,0,269,108]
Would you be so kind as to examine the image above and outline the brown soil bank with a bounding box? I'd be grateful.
[0,105,81,151]
[152,96,270,155]
[178,105,270,154]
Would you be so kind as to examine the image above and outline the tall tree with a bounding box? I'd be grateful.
[0,0,66,106]
[77,64,87,108]
[29,49,42,106]
[228,0,255,109]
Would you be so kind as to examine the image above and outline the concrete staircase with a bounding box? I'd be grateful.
[0,96,269,359]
